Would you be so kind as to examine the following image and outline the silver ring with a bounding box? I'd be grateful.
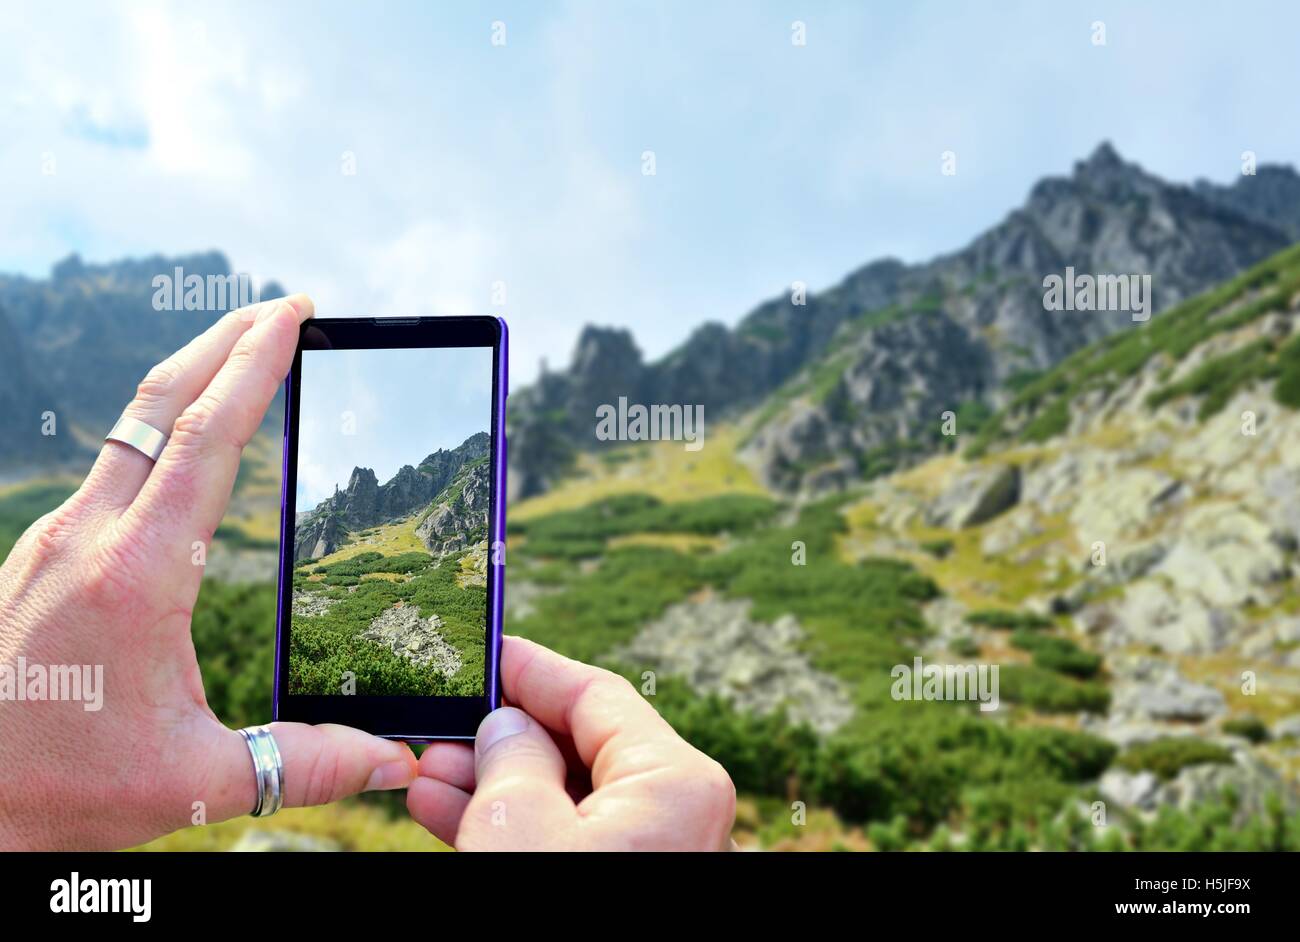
[105,415,169,463]
[237,725,285,818]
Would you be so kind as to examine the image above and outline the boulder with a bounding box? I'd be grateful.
[360,604,462,676]
[1098,769,1160,811]
[606,596,854,734]
[1107,655,1226,723]
[230,830,341,852]
[1272,714,1300,740]
[927,463,1021,529]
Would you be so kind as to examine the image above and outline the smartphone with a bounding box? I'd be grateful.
[273,315,507,740]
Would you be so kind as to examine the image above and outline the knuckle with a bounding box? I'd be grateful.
[583,664,637,699]
[170,395,244,454]
[477,773,549,809]
[134,358,184,408]
[304,742,344,806]
[170,397,218,447]
[80,541,141,610]
[698,759,737,823]
[81,522,153,602]
[19,497,88,568]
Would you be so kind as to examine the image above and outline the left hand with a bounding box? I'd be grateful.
[0,294,417,850]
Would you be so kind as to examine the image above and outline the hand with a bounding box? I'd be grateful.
[407,636,737,850]
[0,295,417,850]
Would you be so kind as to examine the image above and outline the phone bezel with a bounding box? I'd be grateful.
[273,315,507,741]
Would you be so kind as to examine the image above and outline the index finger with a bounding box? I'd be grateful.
[500,635,678,779]
[122,295,313,546]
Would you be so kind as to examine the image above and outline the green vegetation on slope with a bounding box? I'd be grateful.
[508,492,780,560]
[290,548,485,696]
[0,481,77,559]
[512,495,1119,832]
[969,241,1300,454]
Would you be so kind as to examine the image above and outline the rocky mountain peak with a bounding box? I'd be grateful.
[1072,141,1150,193]
[347,467,378,490]
[294,431,490,562]
[571,326,645,386]
[507,142,1300,500]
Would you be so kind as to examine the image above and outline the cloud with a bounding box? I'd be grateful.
[5,0,1300,393]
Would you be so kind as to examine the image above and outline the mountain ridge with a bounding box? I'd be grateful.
[294,431,489,561]
[507,143,1300,497]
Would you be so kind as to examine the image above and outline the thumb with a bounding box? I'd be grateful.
[460,707,577,850]
[204,722,417,821]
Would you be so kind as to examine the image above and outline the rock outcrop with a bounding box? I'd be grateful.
[507,143,1300,497]
[360,603,462,676]
[605,595,854,735]
[294,432,489,562]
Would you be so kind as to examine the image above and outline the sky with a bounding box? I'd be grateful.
[296,346,493,510]
[3,1,1300,389]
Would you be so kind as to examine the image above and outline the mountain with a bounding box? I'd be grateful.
[851,238,1300,818]
[498,239,1300,845]
[0,252,285,468]
[1195,164,1300,241]
[0,304,88,472]
[507,143,1300,497]
[415,456,491,555]
[294,431,489,561]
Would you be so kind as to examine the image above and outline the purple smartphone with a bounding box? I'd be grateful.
[272,315,507,740]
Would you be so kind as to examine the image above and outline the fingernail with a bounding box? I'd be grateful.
[365,759,415,792]
[476,707,530,754]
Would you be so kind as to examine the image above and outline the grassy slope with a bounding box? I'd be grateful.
[290,513,487,697]
[971,241,1300,453]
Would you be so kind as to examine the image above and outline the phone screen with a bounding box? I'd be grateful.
[276,317,505,738]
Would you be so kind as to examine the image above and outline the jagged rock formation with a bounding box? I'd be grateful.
[294,432,489,562]
[415,459,491,555]
[508,143,1300,497]
[0,252,286,469]
[839,246,1300,816]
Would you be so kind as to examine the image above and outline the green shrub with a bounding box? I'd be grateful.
[967,609,1053,630]
[1145,338,1274,419]
[920,538,954,559]
[1010,631,1102,678]
[191,581,277,728]
[1273,333,1300,407]
[1020,398,1070,443]
[1116,738,1234,781]
[1222,715,1270,744]
[998,664,1110,713]
[511,493,780,560]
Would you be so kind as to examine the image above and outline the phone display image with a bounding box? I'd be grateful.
[287,344,494,699]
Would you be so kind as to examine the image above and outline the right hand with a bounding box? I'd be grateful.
[407,636,736,850]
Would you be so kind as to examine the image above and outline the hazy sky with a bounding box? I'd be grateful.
[296,346,492,510]
[4,1,1299,388]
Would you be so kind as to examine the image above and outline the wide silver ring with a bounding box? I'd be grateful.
[237,725,285,818]
[105,415,169,463]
